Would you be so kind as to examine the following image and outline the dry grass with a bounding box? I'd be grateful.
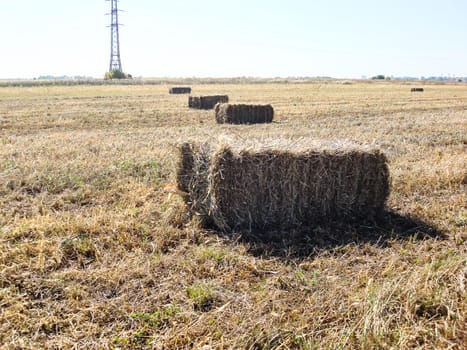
[0,81,466,349]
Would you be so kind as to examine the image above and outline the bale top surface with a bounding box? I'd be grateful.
[213,135,380,155]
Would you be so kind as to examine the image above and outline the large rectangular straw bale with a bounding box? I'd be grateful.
[169,87,191,94]
[188,95,229,109]
[215,103,274,124]
[177,136,390,232]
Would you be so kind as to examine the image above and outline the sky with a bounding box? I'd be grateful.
[1,0,466,79]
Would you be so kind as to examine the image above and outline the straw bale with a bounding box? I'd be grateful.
[169,87,192,94]
[188,95,229,109]
[411,87,424,92]
[177,136,390,232]
[215,103,274,124]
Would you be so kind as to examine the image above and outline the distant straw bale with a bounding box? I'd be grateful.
[188,95,229,109]
[215,103,274,124]
[411,87,424,92]
[177,136,390,232]
[169,87,192,94]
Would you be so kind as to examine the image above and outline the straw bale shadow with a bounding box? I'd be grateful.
[235,210,445,259]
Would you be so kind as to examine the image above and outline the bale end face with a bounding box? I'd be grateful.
[188,96,201,108]
[176,143,195,193]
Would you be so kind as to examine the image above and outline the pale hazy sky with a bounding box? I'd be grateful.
[1,0,466,79]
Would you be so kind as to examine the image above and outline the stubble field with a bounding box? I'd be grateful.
[0,81,466,349]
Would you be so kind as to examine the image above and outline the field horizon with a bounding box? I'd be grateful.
[0,81,465,349]
[1,76,465,88]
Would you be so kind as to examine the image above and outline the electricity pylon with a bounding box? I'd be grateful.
[107,0,122,72]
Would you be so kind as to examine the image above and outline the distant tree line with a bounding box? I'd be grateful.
[370,74,466,82]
